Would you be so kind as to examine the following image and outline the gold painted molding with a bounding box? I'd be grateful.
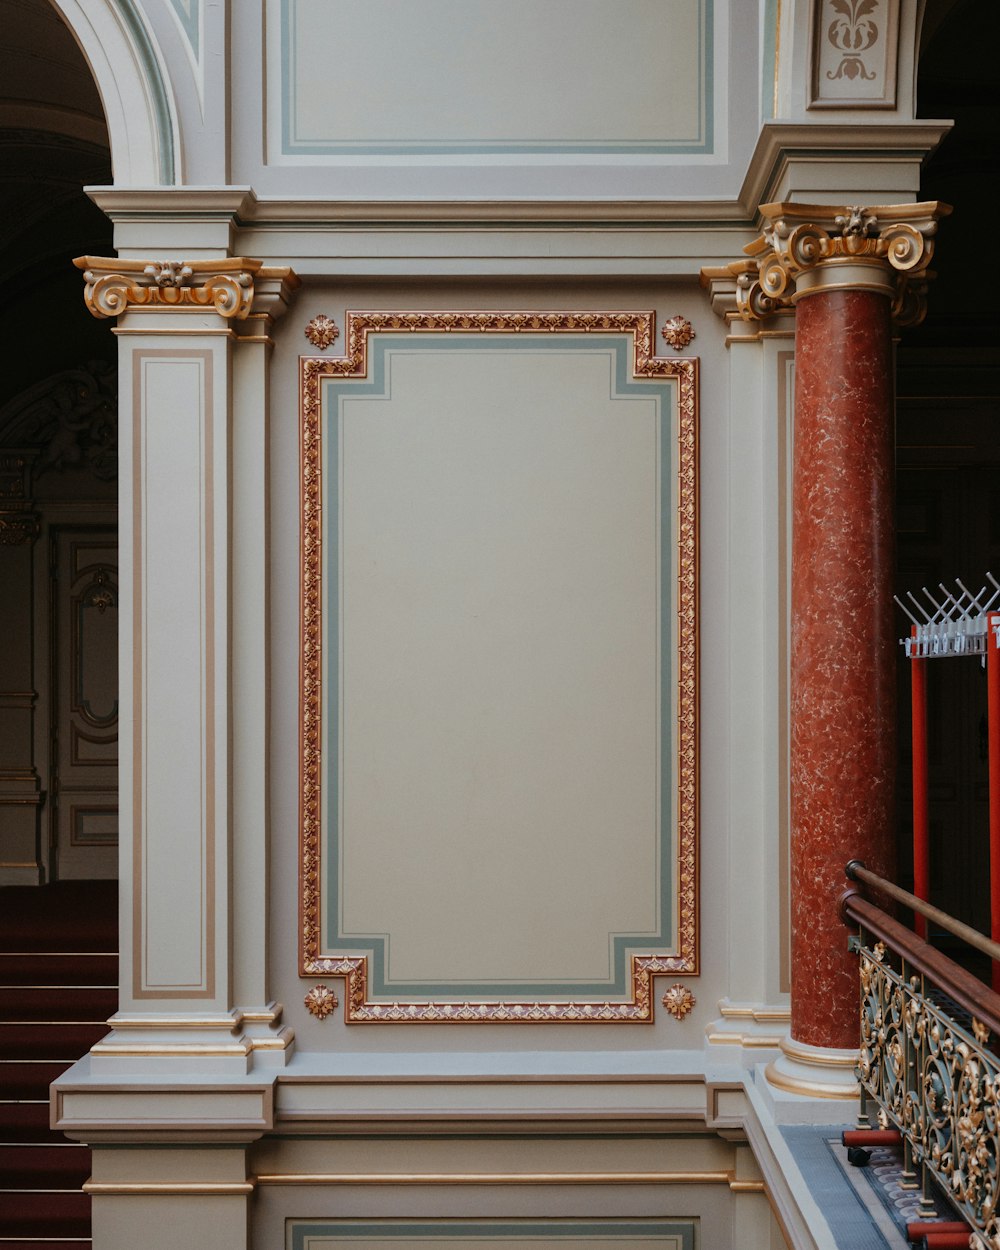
[107,1014,243,1030]
[299,311,698,1023]
[705,1032,786,1049]
[718,1003,790,1023]
[764,1035,861,1099]
[763,1064,861,1100]
[75,257,264,321]
[729,1179,767,1194]
[778,1035,858,1068]
[89,1041,253,1057]
[256,1170,740,1187]
[741,201,952,326]
[84,1181,255,1196]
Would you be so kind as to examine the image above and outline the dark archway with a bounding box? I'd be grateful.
[0,0,117,884]
[894,0,1000,951]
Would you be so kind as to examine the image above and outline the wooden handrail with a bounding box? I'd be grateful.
[846,860,1000,963]
[842,891,1000,1039]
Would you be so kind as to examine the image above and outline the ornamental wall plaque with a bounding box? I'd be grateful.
[300,312,698,1022]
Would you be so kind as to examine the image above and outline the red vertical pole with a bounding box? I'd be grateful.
[911,626,929,941]
[987,613,1000,992]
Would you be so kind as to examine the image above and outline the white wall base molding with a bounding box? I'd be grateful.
[705,999,791,1066]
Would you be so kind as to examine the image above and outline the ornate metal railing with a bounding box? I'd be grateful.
[843,863,1000,1249]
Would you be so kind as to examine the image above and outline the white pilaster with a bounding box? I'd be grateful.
[67,255,277,1071]
[700,264,794,1060]
[231,267,300,1064]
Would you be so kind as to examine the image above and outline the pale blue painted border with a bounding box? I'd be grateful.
[118,0,176,183]
[291,1219,695,1249]
[319,334,677,999]
[168,0,200,60]
[761,0,779,120]
[280,0,713,156]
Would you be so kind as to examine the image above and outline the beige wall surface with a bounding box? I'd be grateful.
[268,278,742,1053]
[278,0,707,154]
[325,341,666,992]
[229,0,769,202]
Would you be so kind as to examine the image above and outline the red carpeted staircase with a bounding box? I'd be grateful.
[1,881,117,1250]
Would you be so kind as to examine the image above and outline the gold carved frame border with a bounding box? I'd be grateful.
[299,312,698,1022]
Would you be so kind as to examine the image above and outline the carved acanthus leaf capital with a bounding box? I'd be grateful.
[75,256,265,321]
[700,260,793,328]
[734,261,795,322]
[742,201,951,325]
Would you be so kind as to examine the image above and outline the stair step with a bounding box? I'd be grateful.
[0,1242,91,1249]
[0,1063,73,1099]
[0,1024,109,1061]
[0,1144,90,1188]
[0,1102,57,1143]
[0,882,116,1247]
[0,1189,90,1234]
[0,883,117,954]
[0,988,117,1024]
[0,955,117,987]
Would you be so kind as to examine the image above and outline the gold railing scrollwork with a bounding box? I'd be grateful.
[845,871,1000,1245]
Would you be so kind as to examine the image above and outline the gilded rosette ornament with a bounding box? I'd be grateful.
[661,984,695,1020]
[305,314,340,349]
[741,201,951,327]
[75,256,263,321]
[660,315,695,351]
[304,984,338,1020]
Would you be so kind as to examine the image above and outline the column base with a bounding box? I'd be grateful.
[704,998,789,1068]
[759,1037,860,1124]
[239,1002,295,1069]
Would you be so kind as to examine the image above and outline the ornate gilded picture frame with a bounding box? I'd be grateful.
[300,312,697,1021]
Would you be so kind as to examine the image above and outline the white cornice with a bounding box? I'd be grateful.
[740,121,953,219]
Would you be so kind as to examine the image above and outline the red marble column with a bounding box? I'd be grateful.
[790,285,896,1050]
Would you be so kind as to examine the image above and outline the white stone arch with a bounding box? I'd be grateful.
[48,0,180,185]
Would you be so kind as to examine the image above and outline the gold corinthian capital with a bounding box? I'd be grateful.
[74,257,264,321]
[739,201,952,327]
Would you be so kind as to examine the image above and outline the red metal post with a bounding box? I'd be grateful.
[911,626,929,941]
[988,612,1000,992]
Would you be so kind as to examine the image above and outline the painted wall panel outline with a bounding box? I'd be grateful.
[278,0,713,156]
[299,313,697,1022]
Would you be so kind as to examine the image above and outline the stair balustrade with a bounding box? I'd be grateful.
[843,861,1000,1249]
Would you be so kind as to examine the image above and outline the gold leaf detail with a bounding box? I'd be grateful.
[305,315,340,350]
[660,315,696,351]
[75,256,260,321]
[661,984,695,1020]
[299,312,699,1020]
[304,984,338,1020]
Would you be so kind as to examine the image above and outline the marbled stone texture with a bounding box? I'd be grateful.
[790,287,896,1050]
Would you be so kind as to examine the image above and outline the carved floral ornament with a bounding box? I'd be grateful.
[737,201,951,328]
[75,256,263,321]
[304,314,340,349]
